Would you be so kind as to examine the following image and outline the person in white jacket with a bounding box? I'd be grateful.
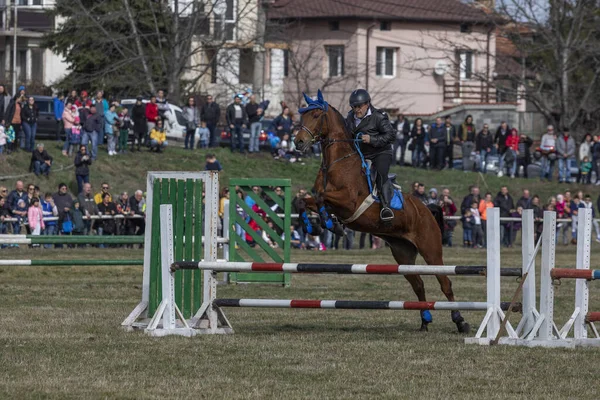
[539,125,557,181]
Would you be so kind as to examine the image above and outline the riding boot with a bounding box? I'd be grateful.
[379,181,394,221]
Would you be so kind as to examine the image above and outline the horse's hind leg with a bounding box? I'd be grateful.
[419,246,471,334]
[389,239,431,331]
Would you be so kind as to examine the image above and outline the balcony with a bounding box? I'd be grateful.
[443,79,496,104]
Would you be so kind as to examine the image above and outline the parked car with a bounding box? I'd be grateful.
[32,95,62,140]
[218,119,272,150]
[120,99,187,141]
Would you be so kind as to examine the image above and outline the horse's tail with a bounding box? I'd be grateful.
[426,203,445,237]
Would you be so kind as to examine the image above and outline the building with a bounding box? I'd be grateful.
[0,0,66,93]
[267,0,497,114]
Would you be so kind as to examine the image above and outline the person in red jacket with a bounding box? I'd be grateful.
[145,95,159,133]
[504,128,520,178]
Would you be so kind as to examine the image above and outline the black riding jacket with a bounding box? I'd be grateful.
[345,105,395,157]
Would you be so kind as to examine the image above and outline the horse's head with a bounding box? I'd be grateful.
[295,90,332,153]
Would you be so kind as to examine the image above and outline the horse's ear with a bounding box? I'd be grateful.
[302,92,313,105]
[317,89,324,103]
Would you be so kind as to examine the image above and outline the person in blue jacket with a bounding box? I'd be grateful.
[53,93,65,142]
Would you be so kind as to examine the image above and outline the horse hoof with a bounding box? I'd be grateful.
[419,323,429,332]
[457,322,471,334]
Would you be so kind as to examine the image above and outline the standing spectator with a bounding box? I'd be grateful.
[41,193,58,248]
[27,197,44,243]
[82,105,102,161]
[93,91,108,145]
[582,194,600,242]
[517,189,532,209]
[74,145,92,195]
[504,128,520,178]
[61,102,75,156]
[270,106,294,137]
[517,132,533,178]
[78,183,99,235]
[131,97,147,151]
[475,123,493,173]
[6,87,25,152]
[440,194,457,247]
[75,90,92,109]
[460,185,481,215]
[226,95,248,153]
[117,106,132,153]
[429,117,446,170]
[393,114,411,166]
[196,121,210,149]
[443,115,457,169]
[66,90,78,106]
[156,89,169,121]
[458,115,475,171]
[145,95,159,134]
[53,93,65,142]
[478,192,494,246]
[0,124,6,154]
[556,127,576,183]
[540,125,557,181]
[104,103,118,156]
[183,97,199,150]
[410,118,428,168]
[494,121,510,174]
[0,84,10,127]
[494,186,514,247]
[95,183,112,204]
[149,119,168,152]
[30,143,52,177]
[509,206,523,247]
[52,183,74,233]
[200,94,221,147]
[470,200,483,248]
[246,95,262,153]
[127,190,146,237]
[97,193,117,242]
[461,208,474,247]
[20,96,39,152]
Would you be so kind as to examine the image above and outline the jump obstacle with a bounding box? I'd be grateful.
[140,201,539,342]
[499,208,600,348]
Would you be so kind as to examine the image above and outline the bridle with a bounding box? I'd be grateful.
[299,111,327,143]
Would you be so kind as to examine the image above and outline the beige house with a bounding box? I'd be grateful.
[268,0,496,114]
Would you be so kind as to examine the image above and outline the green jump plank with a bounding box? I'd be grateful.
[19,236,144,244]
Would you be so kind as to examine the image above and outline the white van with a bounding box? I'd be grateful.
[120,99,187,141]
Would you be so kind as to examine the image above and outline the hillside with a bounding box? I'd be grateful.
[1,143,597,201]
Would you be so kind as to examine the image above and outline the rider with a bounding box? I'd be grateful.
[345,89,396,221]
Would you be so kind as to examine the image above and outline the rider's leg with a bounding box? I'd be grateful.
[370,152,394,221]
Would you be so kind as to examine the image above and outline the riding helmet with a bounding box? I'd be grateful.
[349,89,371,107]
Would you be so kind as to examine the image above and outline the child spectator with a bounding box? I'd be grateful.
[69,199,86,236]
[461,209,474,247]
[205,153,222,172]
[118,107,132,154]
[15,199,28,235]
[70,115,82,152]
[0,124,6,154]
[305,234,322,251]
[62,103,76,156]
[27,197,44,245]
[196,121,210,149]
[104,103,118,156]
[149,119,168,152]
[470,200,483,248]
[283,224,304,249]
[578,156,592,184]
[41,193,58,249]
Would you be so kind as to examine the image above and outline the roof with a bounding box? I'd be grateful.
[268,0,491,23]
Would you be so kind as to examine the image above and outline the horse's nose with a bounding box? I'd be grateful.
[296,139,304,147]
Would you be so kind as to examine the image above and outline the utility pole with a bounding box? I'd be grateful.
[12,0,18,95]
[252,0,269,99]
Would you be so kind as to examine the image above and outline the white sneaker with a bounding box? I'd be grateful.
[497,171,504,177]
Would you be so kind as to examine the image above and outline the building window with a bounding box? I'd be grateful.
[329,21,340,31]
[214,0,235,41]
[460,23,472,33]
[376,47,396,77]
[283,49,289,77]
[458,50,473,80]
[16,50,27,82]
[380,21,391,31]
[326,46,344,77]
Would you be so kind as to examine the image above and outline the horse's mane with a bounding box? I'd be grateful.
[327,105,353,140]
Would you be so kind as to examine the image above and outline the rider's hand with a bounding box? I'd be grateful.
[361,135,371,143]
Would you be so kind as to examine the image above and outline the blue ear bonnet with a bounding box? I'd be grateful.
[298,90,329,114]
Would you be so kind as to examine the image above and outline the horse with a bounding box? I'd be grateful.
[293,91,470,333]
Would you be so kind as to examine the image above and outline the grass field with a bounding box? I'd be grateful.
[2,241,600,399]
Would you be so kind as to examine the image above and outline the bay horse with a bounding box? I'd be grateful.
[293,91,470,333]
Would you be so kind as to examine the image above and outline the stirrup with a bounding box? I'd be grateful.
[380,207,394,221]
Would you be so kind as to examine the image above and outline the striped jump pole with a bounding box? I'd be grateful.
[0,235,145,245]
[0,259,143,266]
[171,261,522,277]
[214,299,522,312]
[550,269,600,281]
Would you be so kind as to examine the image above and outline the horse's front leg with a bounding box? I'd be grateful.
[296,196,323,236]
[316,193,345,237]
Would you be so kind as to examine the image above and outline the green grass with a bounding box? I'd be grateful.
[2,243,600,399]
[1,142,592,203]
